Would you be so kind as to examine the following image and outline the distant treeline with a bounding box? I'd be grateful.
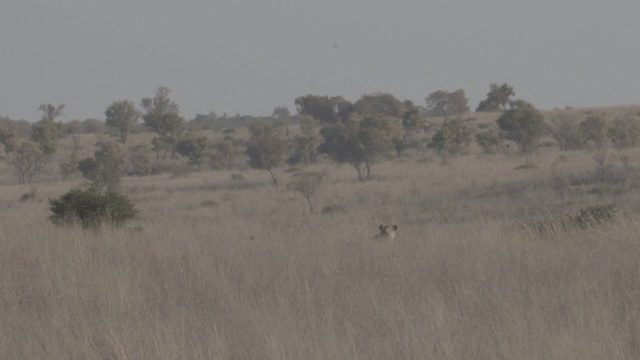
[0,112,296,137]
[187,112,299,130]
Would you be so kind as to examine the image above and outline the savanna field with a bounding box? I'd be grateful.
[3,106,640,359]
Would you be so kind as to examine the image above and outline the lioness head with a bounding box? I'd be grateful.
[373,224,398,241]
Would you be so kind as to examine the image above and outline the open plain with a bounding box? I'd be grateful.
[2,106,640,359]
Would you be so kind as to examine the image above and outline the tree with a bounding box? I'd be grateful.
[358,116,401,160]
[127,144,152,176]
[60,135,81,179]
[210,137,239,170]
[401,101,423,133]
[319,117,401,181]
[246,121,287,188]
[0,125,19,160]
[428,118,472,156]
[425,90,449,118]
[425,89,469,124]
[272,106,291,119]
[38,103,65,122]
[32,103,64,157]
[475,127,502,154]
[81,118,105,134]
[141,87,185,160]
[319,122,364,179]
[476,83,515,112]
[175,133,209,168]
[448,90,470,119]
[496,104,545,156]
[105,100,141,143]
[607,117,640,149]
[141,87,184,137]
[78,141,125,193]
[353,93,405,118]
[189,112,218,129]
[151,135,174,162]
[294,95,353,124]
[397,101,427,154]
[289,171,325,213]
[10,141,45,184]
[579,115,607,149]
[288,116,323,166]
[550,114,585,151]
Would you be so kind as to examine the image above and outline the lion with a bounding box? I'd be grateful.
[372,224,398,241]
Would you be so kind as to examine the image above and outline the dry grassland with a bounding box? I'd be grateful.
[2,107,640,358]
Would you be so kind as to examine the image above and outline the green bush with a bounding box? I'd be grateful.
[496,105,545,155]
[175,134,209,167]
[49,187,138,229]
[475,128,502,154]
[428,119,472,156]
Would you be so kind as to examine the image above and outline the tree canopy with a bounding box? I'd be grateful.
[319,117,401,181]
[294,95,353,124]
[105,100,140,143]
[425,89,469,124]
[141,87,184,136]
[353,93,405,119]
[31,103,64,157]
[476,83,515,112]
[246,121,287,188]
[496,104,544,155]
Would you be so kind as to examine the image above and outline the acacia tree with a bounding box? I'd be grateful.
[319,122,364,179]
[319,117,401,181]
[272,106,291,119]
[425,89,469,124]
[289,171,325,213]
[32,103,64,157]
[105,100,141,143]
[353,93,405,118]
[246,121,287,188]
[294,94,353,124]
[78,141,125,193]
[428,118,473,157]
[401,101,422,133]
[608,117,640,149]
[496,102,545,156]
[580,115,608,149]
[288,115,323,166]
[175,132,209,168]
[476,83,515,112]
[11,141,45,184]
[210,137,239,170]
[141,87,184,158]
[0,125,19,160]
[550,114,585,151]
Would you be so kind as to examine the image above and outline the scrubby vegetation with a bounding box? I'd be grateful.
[48,186,138,229]
[2,86,640,358]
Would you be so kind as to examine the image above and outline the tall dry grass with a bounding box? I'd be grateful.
[2,112,640,358]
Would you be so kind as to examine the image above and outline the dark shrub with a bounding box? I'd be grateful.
[49,187,138,229]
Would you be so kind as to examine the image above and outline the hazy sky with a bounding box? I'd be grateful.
[2,0,640,121]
